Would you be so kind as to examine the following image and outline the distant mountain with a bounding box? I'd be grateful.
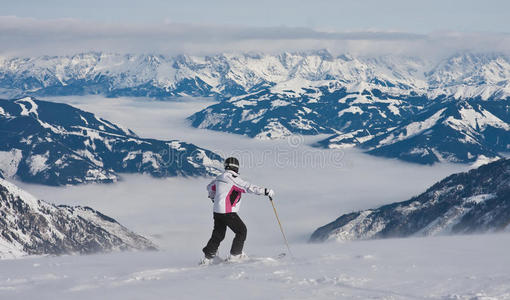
[187,52,510,164]
[321,97,510,164]
[310,158,510,242]
[190,83,510,164]
[0,97,222,186]
[0,178,156,258]
[1,51,509,101]
[2,51,510,164]
[189,83,430,139]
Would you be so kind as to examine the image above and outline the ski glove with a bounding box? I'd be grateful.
[208,190,215,202]
[207,192,214,203]
[264,188,275,198]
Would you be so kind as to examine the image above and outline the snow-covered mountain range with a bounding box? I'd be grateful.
[0,178,156,258]
[310,158,510,242]
[1,51,510,164]
[1,51,509,101]
[185,52,510,164]
[0,97,222,186]
[358,99,510,164]
[190,83,510,164]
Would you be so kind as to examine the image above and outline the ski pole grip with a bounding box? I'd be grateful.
[269,196,273,201]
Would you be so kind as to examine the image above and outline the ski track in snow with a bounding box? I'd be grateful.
[3,96,507,300]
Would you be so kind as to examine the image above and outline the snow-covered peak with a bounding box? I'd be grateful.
[445,101,510,131]
[0,178,156,259]
[1,51,509,100]
[0,178,39,209]
[428,53,510,87]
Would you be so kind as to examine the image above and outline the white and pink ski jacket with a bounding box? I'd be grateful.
[207,170,266,214]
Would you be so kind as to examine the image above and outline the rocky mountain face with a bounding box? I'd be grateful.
[310,158,510,242]
[0,178,156,258]
[0,97,222,186]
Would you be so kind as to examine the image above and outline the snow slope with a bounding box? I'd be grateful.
[0,229,509,299]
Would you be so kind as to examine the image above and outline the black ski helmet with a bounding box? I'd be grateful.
[224,157,240,173]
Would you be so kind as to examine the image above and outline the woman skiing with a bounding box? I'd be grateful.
[201,157,275,264]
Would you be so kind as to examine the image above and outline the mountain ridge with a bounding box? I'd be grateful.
[1,51,509,101]
[0,97,223,186]
[0,178,156,259]
[310,158,510,242]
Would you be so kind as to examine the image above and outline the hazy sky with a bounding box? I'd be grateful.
[2,0,510,56]
[3,0,510,33]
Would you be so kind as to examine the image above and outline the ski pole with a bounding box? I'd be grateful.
[269,196,293,257]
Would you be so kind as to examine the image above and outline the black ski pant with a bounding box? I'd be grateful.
[203,212,247,258]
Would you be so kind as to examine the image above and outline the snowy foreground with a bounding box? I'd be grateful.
[4,96,508,299]
[1,234,509,300]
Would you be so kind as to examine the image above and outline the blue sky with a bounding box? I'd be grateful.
[3,0,510,33]
[1,0,510,56]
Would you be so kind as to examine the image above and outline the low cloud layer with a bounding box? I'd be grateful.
[1,16,510,58]
[18,96,467,246]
